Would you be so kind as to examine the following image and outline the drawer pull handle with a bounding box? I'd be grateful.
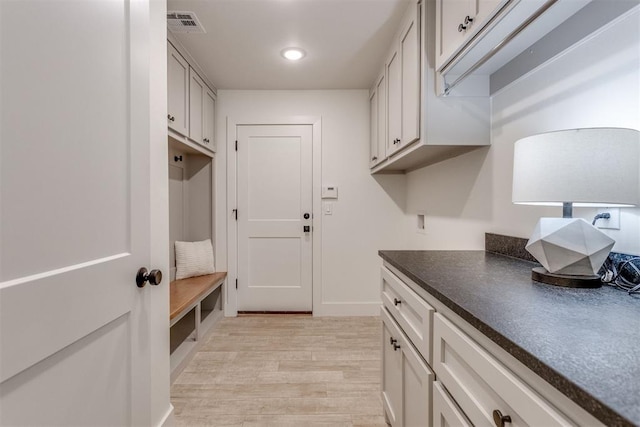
[458,23,467,32]
[464,15,474,25]
[394,298,402,306]
[492,410,512,427]
[393,343,401,351]
[389,337,397,346]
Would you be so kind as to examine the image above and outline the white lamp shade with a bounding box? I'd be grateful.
[512,128,640,207]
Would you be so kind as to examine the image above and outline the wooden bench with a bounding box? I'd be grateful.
[169,271,226,381]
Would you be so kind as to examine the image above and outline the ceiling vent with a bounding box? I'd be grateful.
[167,11,206,34]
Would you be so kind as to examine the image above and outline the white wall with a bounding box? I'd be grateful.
[405,9,640,255]
[215,90,407,316]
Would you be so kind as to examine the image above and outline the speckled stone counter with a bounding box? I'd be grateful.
[378,250,640,427]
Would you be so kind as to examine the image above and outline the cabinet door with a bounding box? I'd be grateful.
[369,89,379,168]
[437,0,471,70]
[433,381,473,427]
[375,73,387,165]
[472,0,503,29]
[386,48,402,157]
[382,310,403,426]
[400,2,420,149]
[401,329,434,427]
[203,88,216,152]
[168,44,189,136]
[189,68,205,145]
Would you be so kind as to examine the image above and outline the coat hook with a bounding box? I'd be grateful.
[174,155,183,162]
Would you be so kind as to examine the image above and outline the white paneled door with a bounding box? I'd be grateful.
[0,1,168,426]
[237,125,313,311]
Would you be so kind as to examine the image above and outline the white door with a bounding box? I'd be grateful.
[0,1,168,425]
[237,125,313,312]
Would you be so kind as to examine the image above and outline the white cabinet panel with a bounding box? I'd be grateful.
[382,307,434,427]
[189,68,204,144]
[381,267,434,365]
[370,89,379,167]
[376,73,387,165]
[433,381,473,427]
[433,313,573,427]
[168,44,189,136]
[203,87,216,151]
[386,48,402,157]
[400,3,420,148]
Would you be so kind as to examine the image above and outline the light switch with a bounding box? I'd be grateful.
[322,186,338,199]
[324,203,333,215]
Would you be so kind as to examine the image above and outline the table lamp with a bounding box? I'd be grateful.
[512,128,640,288]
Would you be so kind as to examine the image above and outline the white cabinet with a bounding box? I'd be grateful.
[189,68,216,152]
[432,381,472,427]
[203,88,216,152]
[370,72,387,168]
[370,0,491,173]
[386,2,421,158]
[167,43,189,137]
[381,307,434,427]
[433,313,573,426]
[380,262,601,427]
[386,48,402,157]
[436,0,502,70]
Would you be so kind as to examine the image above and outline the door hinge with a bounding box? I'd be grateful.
[235,278,238,289]
[235,140,238,151]
[232,209,237,220]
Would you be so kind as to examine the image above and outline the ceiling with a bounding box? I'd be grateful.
[167,0,411,90]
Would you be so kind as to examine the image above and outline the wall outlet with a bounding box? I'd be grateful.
[417,212,426,234]
[595,207,620,230]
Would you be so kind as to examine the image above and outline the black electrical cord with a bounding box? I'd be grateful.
[601,256,640,294]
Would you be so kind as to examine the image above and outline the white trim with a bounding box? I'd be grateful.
[226,116,322,317]
[314,302,382,317]
[157,404,174,427]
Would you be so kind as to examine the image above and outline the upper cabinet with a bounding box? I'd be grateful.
[437,0,502,69]
[370,73,386,168]
[433,0,612,96]
[370,0,491,174]
[386,3,421,159]
[168,44,189,137]
[167,39,217,155]
[189,69,216,151]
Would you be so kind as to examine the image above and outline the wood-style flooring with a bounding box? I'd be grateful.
[171,315,386,427]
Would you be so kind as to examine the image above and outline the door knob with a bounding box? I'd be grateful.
[136,267,163,288]
[303,213,310,219]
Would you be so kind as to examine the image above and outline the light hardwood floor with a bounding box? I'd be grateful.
[171,315,387,427]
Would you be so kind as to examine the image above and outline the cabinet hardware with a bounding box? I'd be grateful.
[174,155,183,162]
[303,213,310,219]
[389,337,397,346]
[464,15,474,25]
[393,343,401,351]
[394,298,402,306]
[458,23,467,32]
[492,410,512,427]
[303,225,311,233]
[372,156,378,161]
[167,114,175,122]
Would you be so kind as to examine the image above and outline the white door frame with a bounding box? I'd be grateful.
[226,116,322,317]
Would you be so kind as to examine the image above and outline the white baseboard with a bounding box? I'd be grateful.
[158,404,174,427]
[313,301,381,316]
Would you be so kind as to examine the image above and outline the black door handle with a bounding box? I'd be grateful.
[303,213,310,219]
[303,226,310,233]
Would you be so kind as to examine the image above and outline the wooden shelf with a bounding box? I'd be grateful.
[170,272,226,322]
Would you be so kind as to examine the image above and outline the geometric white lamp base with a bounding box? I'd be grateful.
[525,218,615,286]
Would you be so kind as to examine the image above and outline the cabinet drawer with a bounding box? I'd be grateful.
[433,381,472,427]
[433,313,573,426]
[381,267,434,364]
[381,307,434,427]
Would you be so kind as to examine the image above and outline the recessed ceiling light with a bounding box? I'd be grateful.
[281,48,306,61]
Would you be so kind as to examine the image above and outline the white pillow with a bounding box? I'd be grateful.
[175,239,215,280]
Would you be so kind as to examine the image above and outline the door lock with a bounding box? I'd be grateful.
[303,213,310,219]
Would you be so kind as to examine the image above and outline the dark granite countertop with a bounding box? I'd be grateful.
[379,250,640,427]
